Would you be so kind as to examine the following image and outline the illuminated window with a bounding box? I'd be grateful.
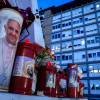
[89,63,100,77]
[81,40,85,45]
[96,4,100,8]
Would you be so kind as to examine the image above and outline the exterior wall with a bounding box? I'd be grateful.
[44,34,51,43]
[44,17,52,25]
[44,10,52,17]
[43,25,51,34]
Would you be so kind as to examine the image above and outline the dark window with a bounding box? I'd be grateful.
[69,22,71,25]
[66,56,68,60]
[91,7,94,10]
[73,21,76,24]
[80,18,83,23]
[97,52,100,57]
[69,55,72,60]
[53,26,55,29]
[62,55,65,60]
[77,30,80,34]
[94,29,97,31]
[76,20,79,24]
[85,18,88,21]
[52,35,54,39]
[89,18,92,20]
[87,40,90,44]
[58,24,61,28]
[93,53,96,57]
[57,56,60,61]
[58,34,60,38]
[82,55,86,58]
[62,34,65,37]
[92,18,95,20]
[95,37,99,43]
[62,24,65,27]
[91,40,95,44]
[55,34,57,39]
[81,30,84,33]
[74,44,77,46]
[66,23,68,26]
[78,44,81,46]
[91,84,95,89]
[56,25,58,29]
[88,53,92,58]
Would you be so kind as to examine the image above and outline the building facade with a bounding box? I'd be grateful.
[42,0,100,100]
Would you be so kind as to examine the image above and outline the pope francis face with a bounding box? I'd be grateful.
[4,19,20,45]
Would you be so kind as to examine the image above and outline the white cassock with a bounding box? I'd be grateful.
[0,37,17,89]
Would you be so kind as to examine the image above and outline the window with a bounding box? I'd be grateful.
[73,17,83,26]
[87,40,90,44]
[85,24,97,35]
[78,65,87,77]
[81,80,88,94]
[93,53,96,58]
[62,41,72,51]
[99,23,100,32]
[87,49,100,61]
[52,35,54,39]
[89,63,100,77]
[53,14,61,23]
[62,54,72,61]
[56,56,60,61]
[84,14,96,24]
[62,20,71,30]
[61,53,72,64]
[52,33,60,39]
[88,54,92,58]
[73,27,84,37]
[62,34,65,37]
[51,33,61,42]
[58,34,60,38]
[90,80,100,94]
[72,8,82,17]
[55,34,57,39]
[86,36,99,48]
[66,56,68,60]
[82,55,86,58]
[97,52,100,57]
[97,12,100,21]
[74,51,86,63]
[55,54,60,64]
[96,2,100,10]
[62,55,65,60]
[62,11,71,20]
[62,30,72,40]
[52,23,61,32]
[95,37,99,43]
[83,4,94,14]
[74,38,85,50]
[51,43,60,53]
[69,55,72,60]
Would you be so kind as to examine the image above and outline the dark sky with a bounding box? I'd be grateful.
[37,0,74,10]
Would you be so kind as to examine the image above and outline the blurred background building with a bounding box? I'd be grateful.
[41,0,100,100]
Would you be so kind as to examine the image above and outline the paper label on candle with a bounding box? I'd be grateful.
[13,56,35,79]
